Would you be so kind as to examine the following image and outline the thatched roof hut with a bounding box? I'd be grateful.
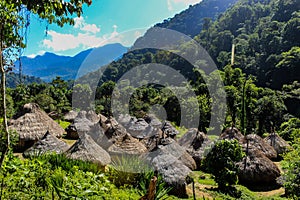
[143,144,193,198]
[178,128,213,169]
[237,148,280,188]
[8,103,65,150]
[127,118,157,139]
[65,111,95,139]
[264,133,291,157]
[66,133,111,166]
[86,110,100,123]
[23,131,69,158]
[243,134,277,160]
[161,121,179,138]
[144,114,162,129]
[220,127,244,143]
[63,110,78,122]
[117,114,136,128]
[108,133,147,155]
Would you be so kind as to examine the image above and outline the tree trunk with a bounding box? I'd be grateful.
[0,34,10,168]
[140,176,157,200]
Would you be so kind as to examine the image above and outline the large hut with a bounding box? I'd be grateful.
[237,148,281,189]
[23,131,69,158]
[143,144,193,198]
[242,134,277,160]
[66,133,111,166]
[8,103,65,150]
[178,128,213,169]
[264,132,291,157]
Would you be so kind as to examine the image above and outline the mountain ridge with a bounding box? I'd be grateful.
[15,43,128,82]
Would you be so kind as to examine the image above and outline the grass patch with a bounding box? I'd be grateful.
[55,120,71,129]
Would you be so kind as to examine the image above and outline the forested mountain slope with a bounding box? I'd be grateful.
[195,0,300,89]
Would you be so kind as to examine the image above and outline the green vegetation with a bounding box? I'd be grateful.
[0,0,299,198]
[202,140,244,193]
[281,138,300,199]
[0,153,141,199]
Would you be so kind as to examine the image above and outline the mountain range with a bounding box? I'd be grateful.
[14,43,127,82]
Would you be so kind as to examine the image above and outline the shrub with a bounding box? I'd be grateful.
[202,139,244,190]
[282,138,300,199]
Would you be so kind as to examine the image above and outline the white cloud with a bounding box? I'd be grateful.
[172,0,201,5]
[27,50,46,58]
[74,16,100,34]
[43,30,104,51]
[167,0,201,10]
[42,22,146,52]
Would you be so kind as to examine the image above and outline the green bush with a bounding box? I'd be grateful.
[202,139,244,192]
[282,138,300,199]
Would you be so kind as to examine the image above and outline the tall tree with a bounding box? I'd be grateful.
[0,0,92,167]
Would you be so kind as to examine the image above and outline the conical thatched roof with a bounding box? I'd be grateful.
[9,103,64,142]
[63,110,78,122]
[23,131,69,158]
[86,110,100,123]
[65,111,95,139]
[220,127,244,143]
[144,114,162,129]
[161,121,179,138]
[146,138,196,170]
[117,114,136,127]
[264,133,291,157]
[243,134,277,160]
[178,128,213,169]
[66,133,111,166]
[108,133,147,155]
[143,148,192,198]
[237,148,280,186]
[127,118,157,139]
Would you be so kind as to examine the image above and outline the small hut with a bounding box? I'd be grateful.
[8,103,65,150]
[108,133,147,155]
[63,110,78,122]
[23,131,69,158]
[178,128,213,169]
[144,114,162,129]
[66,133,111,166]
[161,121,179,139]
[243,134,277,160]
[65,111,95,139]
[86,110,100,123]
[127,118,157,139]
[264,133,291,157]
[220,127,244,143]
[237,148,280,188]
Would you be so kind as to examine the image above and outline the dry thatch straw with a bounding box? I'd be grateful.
[108,133,147,155]
[63,110,78,122]
[8,103,65,150]
[237,148,280,187]
[23,131,69,158]
[264,132,291,157]
[243,134,277,160]
[220,127,244,143]
[178,128,213,169]
[66,133,111,166]
[143,148,193,198]
[86,110,100,123]
[65,111,95,139]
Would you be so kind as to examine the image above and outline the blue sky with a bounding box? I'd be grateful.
[24,0,201,58]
